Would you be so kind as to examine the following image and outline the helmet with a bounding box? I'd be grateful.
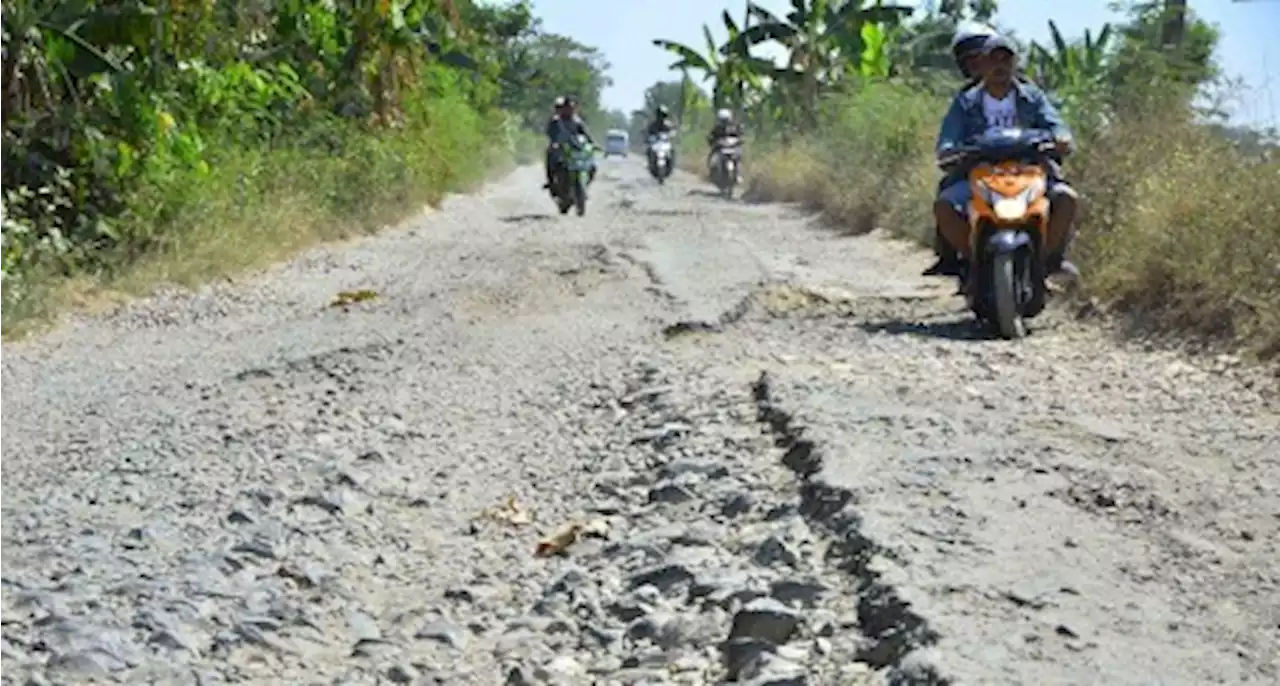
[716,108,732,122]
[981,34,1017,60]
[950,22,998,79]
[553,96,566,110]
[656,105,670,118]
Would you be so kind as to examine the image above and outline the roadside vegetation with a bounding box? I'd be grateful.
[1,0,613,337]
[644,0,1280,358]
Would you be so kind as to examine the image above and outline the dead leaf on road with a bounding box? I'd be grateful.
[535,518,610,557]
[481,495,532,526]
[330,289,379,307]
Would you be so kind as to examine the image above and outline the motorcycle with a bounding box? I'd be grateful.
[647,133,674,184]
[938,127,1063,339]
[709,136,742,198]
[550,134,596,216]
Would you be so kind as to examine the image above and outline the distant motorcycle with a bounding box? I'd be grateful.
[549,134,596,216]
[709,136,742,198]
[647,133,674,184]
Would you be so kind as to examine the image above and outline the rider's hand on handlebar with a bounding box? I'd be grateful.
[936,149,964,168]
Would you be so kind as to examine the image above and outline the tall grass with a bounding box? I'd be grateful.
[2,96,523,338]
[746,81,1280,358]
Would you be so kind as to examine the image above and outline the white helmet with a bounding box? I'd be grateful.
[716,108,732,123]
[950,22,998,79]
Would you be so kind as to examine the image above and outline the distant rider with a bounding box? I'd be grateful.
[646,105,677,138]
[932,35,1081,284]
[646,105,678,167]
[544,96,596,190]
[706,109,743,181]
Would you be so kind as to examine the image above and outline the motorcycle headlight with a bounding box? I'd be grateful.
[992,195,1028,220]
[987,178,1046,221]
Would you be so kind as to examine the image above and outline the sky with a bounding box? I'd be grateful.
[528,0,1279,129]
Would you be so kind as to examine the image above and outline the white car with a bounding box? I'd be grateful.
[603,129,629,157]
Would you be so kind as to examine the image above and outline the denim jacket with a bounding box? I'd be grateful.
[936,80,1073,185]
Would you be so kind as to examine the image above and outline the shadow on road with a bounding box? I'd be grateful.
[499,213,554,223]
[640,208,698,218]
[856,316,990,342]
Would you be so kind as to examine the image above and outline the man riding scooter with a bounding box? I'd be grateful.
[543,95,596,191]
[646,105,678,172]
[932,35,1081,288]
[706,109,743,182]
[924,23,1039,277]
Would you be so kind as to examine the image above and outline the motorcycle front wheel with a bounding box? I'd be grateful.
[720,161,736,198]
[573,175,587,216]
[991,252,1028,339]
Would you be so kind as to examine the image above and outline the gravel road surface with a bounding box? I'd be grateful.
[3,158,1277,686]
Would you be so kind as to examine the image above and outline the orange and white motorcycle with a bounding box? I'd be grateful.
[939,127,1065,339]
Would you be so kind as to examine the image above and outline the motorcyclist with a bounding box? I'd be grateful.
[933,35,1081,284]
[924,23,1041,276]
[544,95,596,190]
[646,105,677,138]
[706,109,743,180]
[646,105,678,168]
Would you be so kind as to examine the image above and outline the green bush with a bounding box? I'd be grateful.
[1,1,607,338]
[747,81,1280,358]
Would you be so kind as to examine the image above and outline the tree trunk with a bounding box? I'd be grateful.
[1160,0,1187,48]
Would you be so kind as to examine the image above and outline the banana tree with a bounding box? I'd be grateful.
[727,0,912,120]
[1027,20,1113,129]
[1028,20,1112,88]
[652,9,769,111]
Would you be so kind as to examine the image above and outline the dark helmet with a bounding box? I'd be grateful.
[951,22,998,79]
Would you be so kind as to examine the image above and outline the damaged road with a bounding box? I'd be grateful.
[3,160,1277,685]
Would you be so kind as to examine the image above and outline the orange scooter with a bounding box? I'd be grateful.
[939,127,1062,339]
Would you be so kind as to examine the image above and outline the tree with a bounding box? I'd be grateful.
[496,28,613,130]
[1026,20,1114,131]
[1106,0,1219,99]
[653,7,770,111]
[727,1,913,120]
[891,0,1001,77]
[602,108,629,132]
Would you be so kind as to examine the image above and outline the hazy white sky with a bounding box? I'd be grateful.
[529,0,1279,128]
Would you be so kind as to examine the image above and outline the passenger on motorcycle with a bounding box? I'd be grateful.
[646,105,678,165]
[544,96,596,190]
[706,109,743,181]
[923,23,993,277]
[932,34,1081,283]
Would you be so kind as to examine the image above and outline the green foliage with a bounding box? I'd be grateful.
[705,0,1280,355]
[496,25,613,131]
[1104,1,1219,111]
[1,0,611,332]
[652,6,770,111]
[1026,20,1114,135]
[653,1,914,131]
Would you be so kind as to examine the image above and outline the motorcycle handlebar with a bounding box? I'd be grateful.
[937,139,1064,170]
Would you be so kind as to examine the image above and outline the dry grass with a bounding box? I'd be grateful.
[748,82,1280,359]
[2,99,530,340]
